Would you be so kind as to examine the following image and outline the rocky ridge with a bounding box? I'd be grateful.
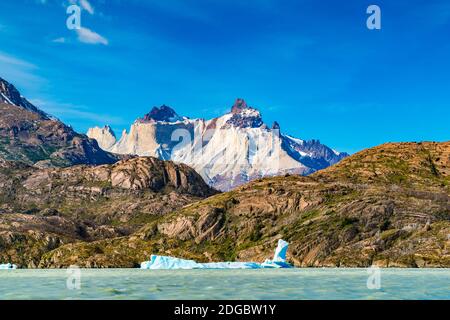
[0,156,217,267]
[38,142,450,268]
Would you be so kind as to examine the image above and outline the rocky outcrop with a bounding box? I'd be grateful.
[224,98,264,128]
[0,155,217,267]
[140,105,183,123]
[86,126,117,150]
[2,156,216,215]
[0,213,126,268]
[43,156,216,195]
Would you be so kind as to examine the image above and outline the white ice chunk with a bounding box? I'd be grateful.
[140,255,200,270]
[273,239,289,262]
[260,239,292,268]
[0,263,17,269]
[140,239,293,270]
[200,262,263,269]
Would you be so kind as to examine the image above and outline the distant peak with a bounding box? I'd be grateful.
[101,125,116,137]
[141,105,182,122]
[224,99,264,128]
[272,121,280,130]
[0,76,51,119]
[86,125,117,150]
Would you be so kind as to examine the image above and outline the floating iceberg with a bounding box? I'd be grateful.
[0,263,17,270]
[140,239,293,270]
[261,239,292,268]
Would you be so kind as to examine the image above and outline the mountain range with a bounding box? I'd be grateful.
[87,98,348,190]
[0,76,448,268]
[0,77,217,267]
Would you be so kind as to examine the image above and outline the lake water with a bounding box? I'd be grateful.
[0,269,449,300]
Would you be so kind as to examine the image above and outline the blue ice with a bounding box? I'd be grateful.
[140,239,293,270]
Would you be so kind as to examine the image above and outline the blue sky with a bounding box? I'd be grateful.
[0,0,449,153]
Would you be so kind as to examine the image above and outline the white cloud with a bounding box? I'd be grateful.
[76,27,108,45]
[66,0,94,15]
[52,37,66,43]
[30,99,124,125]
[0,52,47,92]
[80,0,94,15]
[0,52,37,70]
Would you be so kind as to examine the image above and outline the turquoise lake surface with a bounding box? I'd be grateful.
[0,269,449,300]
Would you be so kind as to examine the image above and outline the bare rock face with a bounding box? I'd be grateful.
[0,213,127,268]
[17,156,216,204]
[0,154,217,267]
[157,206,225,242]
[225,98,264,128]
[80,157,216,195]
[158,217,196,241]
[86,126,117,150]
[230,98,249,114]
[141,105,182,122]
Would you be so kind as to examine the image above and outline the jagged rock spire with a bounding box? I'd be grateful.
[231,98,250,114]
[141,105,181,122]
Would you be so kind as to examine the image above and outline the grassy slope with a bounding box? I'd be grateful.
[39,142,450,268]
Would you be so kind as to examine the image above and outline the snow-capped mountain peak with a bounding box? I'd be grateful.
[231,98,251,113]
[224,98,264,129]
[87,99,348,191]
[140,105,183,123]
